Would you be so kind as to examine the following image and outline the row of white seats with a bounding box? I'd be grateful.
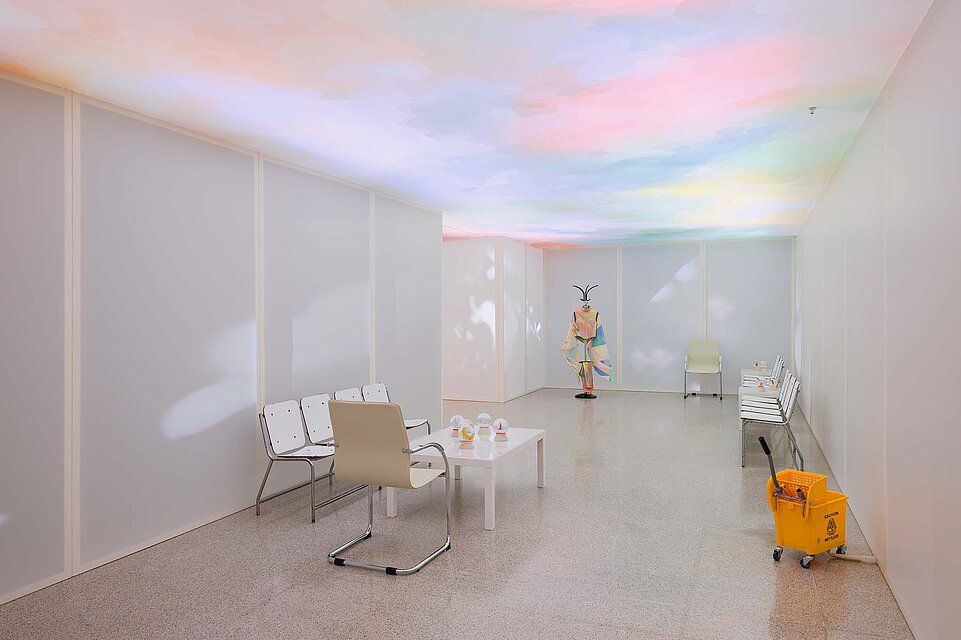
[740,368,803,470]
[256,383,430,522]
[741,355,784,386]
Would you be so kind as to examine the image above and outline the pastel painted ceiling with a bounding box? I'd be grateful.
[0,0,931,245]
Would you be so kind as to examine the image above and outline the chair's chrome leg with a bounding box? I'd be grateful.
[328,456,453,575]
[327,458,335,486]
[719,371,723,400]
[683,371,688,398]
[784,422,804,471]
[741,420,747,467]
[308,461,316,523]
[256,459,273,516]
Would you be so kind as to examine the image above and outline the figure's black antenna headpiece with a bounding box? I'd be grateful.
[573,284,598,302]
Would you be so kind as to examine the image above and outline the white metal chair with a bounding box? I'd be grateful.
[326,400,451,575]
[684,340,723,399]
[334,387,363,401]
[301,393,367,499]
[742,355,784,386]
[362,383,431,434]
[741,374,803,470]
[256,400,336,523]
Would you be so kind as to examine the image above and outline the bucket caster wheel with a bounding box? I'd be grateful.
[773,546,783,562]
[800,555,814,569]
[835,545,847,555]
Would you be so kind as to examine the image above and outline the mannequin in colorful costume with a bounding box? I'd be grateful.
[560,284,614,399]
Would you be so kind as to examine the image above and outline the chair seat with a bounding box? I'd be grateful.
[278,444,335,458]
[405,418,429,429]
[740,403,782,415]
[410,467,445,489]
[686,365,720,374]
[740,395,779,404]
[741,410,785,422]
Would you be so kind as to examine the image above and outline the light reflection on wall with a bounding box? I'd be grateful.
[161,320,256,439]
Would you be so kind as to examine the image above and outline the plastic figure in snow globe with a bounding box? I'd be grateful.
[493,418,509,441]
[476,413,492,437]
[457,419,477,449]
[448,415,463,438]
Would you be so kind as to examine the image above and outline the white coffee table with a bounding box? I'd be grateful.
[386,427,545,530]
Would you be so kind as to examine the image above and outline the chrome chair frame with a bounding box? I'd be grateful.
[684,354,723,399]
[328,442,452,575]
[255,411,367,523]
[740,378,803,471]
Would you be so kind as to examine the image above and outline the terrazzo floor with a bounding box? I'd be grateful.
[0,389,913,639]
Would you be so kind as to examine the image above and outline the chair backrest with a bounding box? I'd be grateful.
[777,370,795,405]
[771,356,784,381]
[301,394,333,444]
[784,378,802,421]
[334,387,363,401]
[262,400,307,455]
[362,383,390,403]
[688,340,720,367]
[328,401,415,489]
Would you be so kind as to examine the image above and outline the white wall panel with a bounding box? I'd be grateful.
[262,161,370,492]
[0,79,66,600]
[374,196,442,430]
[442,238,499,401]
[501,239,527,400]
[706,239,792,396]
[796,1,961,634]
[621,243,702,392]
[79,104,256,566]
[525,245,545,392]
[545,248,618,389]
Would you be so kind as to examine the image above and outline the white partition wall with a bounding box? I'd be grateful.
[525,245,545,392]
[0,79,68,599]
[621,243,702,392]
[796,1,961,634]
[545,247,619,390]
[374,195,443,431]
[442,238,499,401]
[442,238,546,402]
[705,239,792,395]
[0,71,445,605]
[78,103,258,567]
[502,239,527,400]
[262,161,371,493]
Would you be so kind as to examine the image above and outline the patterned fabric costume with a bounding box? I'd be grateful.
[560,307,614,382]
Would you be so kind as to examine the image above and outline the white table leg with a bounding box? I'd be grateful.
[484,467,496,530]
[386,487,397,518]
[454,464,462,480]
[537,437,545,488]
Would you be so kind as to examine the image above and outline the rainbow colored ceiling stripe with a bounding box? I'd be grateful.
[0,0,931,245]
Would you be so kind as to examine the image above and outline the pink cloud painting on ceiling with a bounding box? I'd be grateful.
[0,0,931,244]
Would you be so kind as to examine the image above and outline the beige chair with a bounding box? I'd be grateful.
[327,400,451,575]
[684,340,723,400]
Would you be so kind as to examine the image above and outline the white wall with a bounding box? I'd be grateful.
[441,237,545,402]
[798,2,961,640]
[0,73,442,604]
[78,104,258,567]
[525,244,545,393]
[373,195,443,431]
[0,78,67,599]
[545,241,791,393]
[796,0,960,636]
[261,161,371,494]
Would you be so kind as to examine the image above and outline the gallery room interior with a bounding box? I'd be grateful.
[1,0,959,638]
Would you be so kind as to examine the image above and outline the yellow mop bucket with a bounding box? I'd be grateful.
[758,437,848,568]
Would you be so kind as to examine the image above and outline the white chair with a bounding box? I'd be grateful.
[740,374,803,471]
[742,355,784,386]
[362,382,431,434]
[256,400,336,523]
[334,387,363,401]
[684,340,723,399]
[326,400,451,575]
[302,393,367,499]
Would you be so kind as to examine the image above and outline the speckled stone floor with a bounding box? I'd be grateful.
[0,389,912,640]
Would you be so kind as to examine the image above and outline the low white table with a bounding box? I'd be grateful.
[386,427,545,530]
